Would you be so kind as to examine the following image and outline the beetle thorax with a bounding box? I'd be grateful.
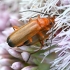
[37,18,50,28]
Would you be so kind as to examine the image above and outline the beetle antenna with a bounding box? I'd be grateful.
[49,25,54,54]
[48,15,54,54]
[20,10,48,15]
[20,10,59,16]
[50,25,54,45]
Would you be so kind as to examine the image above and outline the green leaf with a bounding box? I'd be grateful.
[36,63,50,70]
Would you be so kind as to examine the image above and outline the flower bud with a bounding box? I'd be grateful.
[10,16,20,26]
[21,52,30,62]
[0,47,9,55]
[0,58,15,66]
[2,27,14,37]
[8,49,22,59]
[0,66,12,70]
[11,62,24,70]
[21,66,37,70]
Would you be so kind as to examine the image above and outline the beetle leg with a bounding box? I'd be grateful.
[32,40,44,54]
[26,40,44,62]
[33,40,44,54]
[38,31,44,39]
[13,26,19,30]
[44,27,50,31]
[29,38,32,43]
[38,39,44,50]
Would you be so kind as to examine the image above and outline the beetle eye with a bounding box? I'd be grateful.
[50,22,53,25]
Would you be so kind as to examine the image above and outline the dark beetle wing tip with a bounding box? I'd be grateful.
[7,37,15,47]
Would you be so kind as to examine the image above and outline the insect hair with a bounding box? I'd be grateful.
[20,10,59,16]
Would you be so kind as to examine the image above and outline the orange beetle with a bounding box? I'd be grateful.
[7,15,55,48]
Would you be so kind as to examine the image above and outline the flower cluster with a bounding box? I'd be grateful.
[0,0,70,70]
[20,0,70,70]
[0,42,37,70]
[0,1,37,70]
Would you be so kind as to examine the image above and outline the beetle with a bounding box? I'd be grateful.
[7,15,55,48]
[7,11,56,62]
